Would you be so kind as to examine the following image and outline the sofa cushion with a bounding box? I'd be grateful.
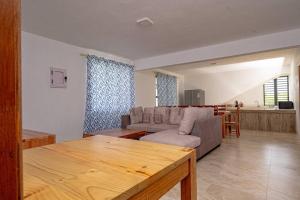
[199,107,214,120]
[140,129,201,148]
[169,107,184,125]
[147,124,179,133]
[178,107,198,135]
[143,113,151,123]
[179,107,214,135]
[154,114,163,124]
[130,107,143,124]
[127,123,149,132]
[143,107,154,124]
[154,107,170,124]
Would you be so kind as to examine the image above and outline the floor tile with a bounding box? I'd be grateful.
[161,130,300,200]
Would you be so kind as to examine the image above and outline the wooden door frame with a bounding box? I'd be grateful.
[0,1,22,199]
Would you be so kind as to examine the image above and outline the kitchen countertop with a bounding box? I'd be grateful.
[227,107,296,113]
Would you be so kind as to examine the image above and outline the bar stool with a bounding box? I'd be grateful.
[224,106,240,137]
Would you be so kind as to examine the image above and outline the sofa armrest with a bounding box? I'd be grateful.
[191,116,222,145]
[121,115,131,128]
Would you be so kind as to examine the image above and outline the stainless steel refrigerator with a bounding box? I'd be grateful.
[184,89,205,106]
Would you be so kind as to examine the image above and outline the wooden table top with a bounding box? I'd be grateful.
[23,135,194,199]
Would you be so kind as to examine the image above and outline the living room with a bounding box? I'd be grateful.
[1,1,300,199]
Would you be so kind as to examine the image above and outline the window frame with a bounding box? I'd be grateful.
[263,75,289,106]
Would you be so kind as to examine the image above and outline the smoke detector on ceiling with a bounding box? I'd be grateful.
[136,17,154,27]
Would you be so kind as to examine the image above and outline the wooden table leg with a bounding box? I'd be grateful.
[181,151,197,200]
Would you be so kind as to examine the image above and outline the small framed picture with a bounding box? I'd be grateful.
[50,67,67,88]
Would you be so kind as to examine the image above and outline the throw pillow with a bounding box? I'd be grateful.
[154,107,170,124]
[178,107,198,135]
[169,107,184,125]
[178,107,214,135]
[143,107,154,124]
[143,113,151,123]
[130,107,143,124]
[154,114,163,124]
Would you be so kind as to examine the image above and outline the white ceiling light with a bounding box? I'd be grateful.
[136,17,154,27]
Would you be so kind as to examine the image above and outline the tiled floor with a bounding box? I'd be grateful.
[162,130,300,200]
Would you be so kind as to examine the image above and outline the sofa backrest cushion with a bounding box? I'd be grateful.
[143,107,154,124]
[197,107,214,121]
[130,107,143,124]
[154,107,170,124]
[179,107,214,135]
[154,114,163,124]
[169,107,184,125]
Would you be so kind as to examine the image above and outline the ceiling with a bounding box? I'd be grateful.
[22,0,300,60]
[158,48,297,75]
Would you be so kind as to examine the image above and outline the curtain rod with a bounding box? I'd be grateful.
[80,53,134,66]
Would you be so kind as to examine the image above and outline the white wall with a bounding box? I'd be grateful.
[291,49,300,133]
[226,85,264,106]
[183,65,291,106]
[22,32,132,142]
[134,71,156,107]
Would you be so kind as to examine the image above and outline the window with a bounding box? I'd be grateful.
[263,76,289,106]
[84,55,135,132]
[155,72,177,106]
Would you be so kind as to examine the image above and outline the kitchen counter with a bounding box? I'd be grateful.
[227,107,296,133]
[228,107,296,113]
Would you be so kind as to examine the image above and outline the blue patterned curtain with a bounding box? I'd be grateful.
[84,55,135,133]
[157,72,177,106]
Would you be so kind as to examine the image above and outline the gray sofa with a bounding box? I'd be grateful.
[122,107,222,160]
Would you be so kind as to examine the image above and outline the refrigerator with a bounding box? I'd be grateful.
[184,89,205,106]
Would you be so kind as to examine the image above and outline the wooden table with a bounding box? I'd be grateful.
[23,135,197,200]
[84,128,146,140]
[22,129,56,149]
